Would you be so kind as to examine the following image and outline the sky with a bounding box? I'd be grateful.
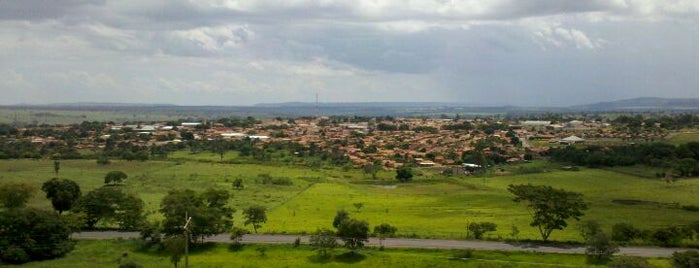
[1,1,697,106]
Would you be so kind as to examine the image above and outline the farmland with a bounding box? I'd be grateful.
[2,155,698,242]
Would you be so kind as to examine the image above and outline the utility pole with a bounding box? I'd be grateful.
[183,213,192,268]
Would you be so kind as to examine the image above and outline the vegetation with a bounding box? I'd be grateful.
[309,228,338,257]
[395,166,413,183]
[373,223,397,248]
[0,183,35,209]
[467,222,497,240]
[508,184,588,241]
[243,205,268,233]
[0,208,75,264]
[336,218,370,251]
[104,171,128,185]
[77,186,144,229]
[160,188,234,242]
[41,178,81,214]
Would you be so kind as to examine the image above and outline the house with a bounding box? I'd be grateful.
[560,135,585,145]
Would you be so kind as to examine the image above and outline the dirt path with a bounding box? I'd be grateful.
[72,232,689,258]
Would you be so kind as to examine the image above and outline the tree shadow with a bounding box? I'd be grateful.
[307,254,333,264]
[333,251,366,264]
[227,243,244,252]
[307,251,366,264]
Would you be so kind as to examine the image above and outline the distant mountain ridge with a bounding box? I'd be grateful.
[573,97,699,111]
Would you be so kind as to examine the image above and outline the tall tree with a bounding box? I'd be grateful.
[77,186,143,229]
[336,218,370,251]
[160,189,234,242]
[332,209,350,229]
[508,184,587,241]
[373,223,397,248]
[243,205,267,233]
[41,178,81,214]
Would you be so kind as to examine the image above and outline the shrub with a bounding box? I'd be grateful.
[671,250,699,268]
[611,223,642,242]
[584,232,618,260]
[467,222,497,239]
[651,226,691,246]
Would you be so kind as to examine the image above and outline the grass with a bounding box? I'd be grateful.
[1,158,699,242]
[15,239,665,268]
[666,131,699,145]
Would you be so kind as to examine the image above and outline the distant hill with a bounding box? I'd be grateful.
[253,102,469,108]
[573,97,699,111]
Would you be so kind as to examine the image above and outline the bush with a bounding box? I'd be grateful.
[681,205,699,212]
[0,208,75,264]
[671,250,699,268]
[579,220,602,241]
[1,246,29,264]
[467,222,497,239]
[612,223,642,242]
[584,232,618,260]
[651,226,691,246]
[258,174,293,186]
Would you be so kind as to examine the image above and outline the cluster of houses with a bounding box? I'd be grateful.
[11,116,666,171]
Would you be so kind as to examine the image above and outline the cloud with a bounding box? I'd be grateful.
[0,1,697,106]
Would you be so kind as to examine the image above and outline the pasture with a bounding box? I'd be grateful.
[1,157,698,242]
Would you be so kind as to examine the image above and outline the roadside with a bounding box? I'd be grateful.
[72,232,689,258]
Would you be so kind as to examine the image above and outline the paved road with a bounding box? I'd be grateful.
[72,232,689,258]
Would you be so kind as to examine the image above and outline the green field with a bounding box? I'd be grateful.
[2,156,699,243]
[666,132,699,145]
[17,240,668,268]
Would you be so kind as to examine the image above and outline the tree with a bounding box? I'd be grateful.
[611,223,642,242]
[229,227,249,245]
[41,178,81,214]
[53,159,60,175]
[332,209,350,229]
[362,162,381,179]
[585,232,618,260]
[0,208,75,264]
[675,158,698,177]
[507,184,588,241]
[395,166,413,183]
[243,205,267,233]
[163,236,185,268]
[160,189,234,243]
[373,223,397,248]
[310,228,337,257]
[77,186,144,229]
[467,222,497,239]
[212,138,228,161]
[336,218,370,251]
[0,183,34,209]
[104,171,128,185]
[579,220,602,241]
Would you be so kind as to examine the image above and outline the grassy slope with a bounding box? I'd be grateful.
[1,159,698,241]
